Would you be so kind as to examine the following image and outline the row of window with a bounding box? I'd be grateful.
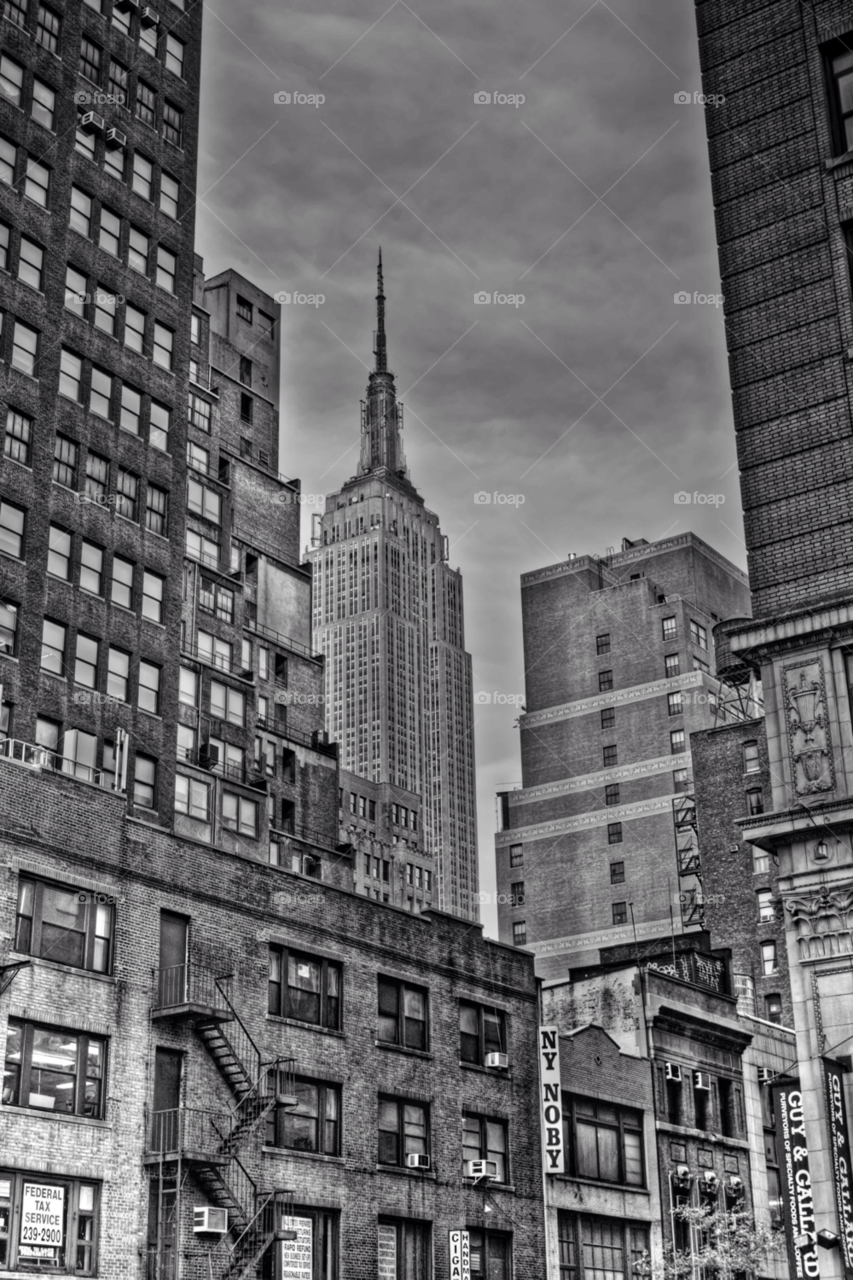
[38,621,163,714]
[75,113,181,219]
[235,293,276,336]
[78,35,183,143]
[2,711,157,803]
[69,190,180,307]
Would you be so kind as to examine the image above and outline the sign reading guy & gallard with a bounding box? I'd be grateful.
[823,1058,853,1272]
[772,1080,819,1280]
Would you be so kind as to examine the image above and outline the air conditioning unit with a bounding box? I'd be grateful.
[466,1159,498,1181]
[106,128,127,150]
[193,1207,228,1234]
[140,5,160,25]
[665,1062,682,1083]
[694,1071,712,1092]
[198,744,219,770]
[81,111,106,134]
[757,1067,773,1085]
[406,1153,430,1170]
[485,1052,508,1070]
[114,0,140,10]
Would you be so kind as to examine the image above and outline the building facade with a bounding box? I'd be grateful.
[338,770,434,912]
[495,533,751,978]
[308,259,479,921]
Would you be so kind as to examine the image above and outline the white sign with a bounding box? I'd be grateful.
[449,1230,471,1280]
[280,1215,312,1280]
[539,1026,565,1174]
[20,1183,65,1260]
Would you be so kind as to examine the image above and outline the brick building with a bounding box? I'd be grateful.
[338,771,434,912]
[494,532,750,978]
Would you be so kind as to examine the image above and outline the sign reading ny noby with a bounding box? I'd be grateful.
[539,1025,565,1174]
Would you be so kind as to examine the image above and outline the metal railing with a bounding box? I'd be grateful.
[232,525,306,576]
[214,975,263,1086]
[255,718,337,759]
[244,615,324,664]
[153,963,232,1013]
[0,738,119,790]
[148,1106,231,1156]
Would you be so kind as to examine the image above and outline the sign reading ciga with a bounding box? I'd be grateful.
[539,1026,565,1174]
[449,1230,471,1280]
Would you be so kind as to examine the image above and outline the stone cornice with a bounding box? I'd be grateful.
[511,753,692,804]
[521,671,705,730]
[521,532,748,589]
[496,794,675,845]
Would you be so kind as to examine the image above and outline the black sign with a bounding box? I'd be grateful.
[823,1059,853,1273]
[772,1081,820,1280]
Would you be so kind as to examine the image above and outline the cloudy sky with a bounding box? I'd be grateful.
[195,0,743,935]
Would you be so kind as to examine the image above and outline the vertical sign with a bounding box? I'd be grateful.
[772,1082,820,1280]
[824,1059,853,1272]
[539,1025,564,1174]
[19,1183,65,1264]
[449,1230,471,1280]
[279,1216,312,1280]
[378,1223,397,1280]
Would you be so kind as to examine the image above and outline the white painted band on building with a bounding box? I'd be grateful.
[520,671,704,730]
[495,794,675,845]
[527,915,676,957]
[510,752,693,804]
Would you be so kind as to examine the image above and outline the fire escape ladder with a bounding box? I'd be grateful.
[672,788,705,928]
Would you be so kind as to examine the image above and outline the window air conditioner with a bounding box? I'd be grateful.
[81,112,106,134]
[665,1062,682,1083]
[485,1052,508,1070]
[694,1071,712,1092]
[193,1207,228,1234]
[141,6,160,25]
[406,1153,430,1170]
[466,1159,498,1181]
[106,128,127,150]
[114,0,140,10]
[757,1067,773,1085]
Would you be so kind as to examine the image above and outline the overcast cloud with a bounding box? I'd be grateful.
[195,0,743,935]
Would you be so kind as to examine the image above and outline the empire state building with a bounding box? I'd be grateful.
[308,256,479,920]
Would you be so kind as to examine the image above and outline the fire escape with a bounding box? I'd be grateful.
[673,781,704,929]
[146,964,297,1280]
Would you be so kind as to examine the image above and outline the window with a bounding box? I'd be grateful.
[32,79,55,129]
[131,152,153,200]
[141,571,164,624]
[268,1078,340,1155]
[0,499,24,558]
[605,784,620,806]
[94,288,117,336]
[0,220,8,271]
[116,468,139,521]
[4,1019,105,1117]
[237,295,253,322]
[664,653,680,677]
[160,170,179,218]
[189,392,212,432]
[139,17,157,53]
[18,237,44,291]
[662,616,677,640]
[175,774,210,821]
[673,767,689,794]
[765,995,783,1026]
[0,1170,99,1272]
[0,135,14,187]
[563,1095,644,1185]
[108,58,127,103]
[378,977,427,1050]
[827,42,853,155]
[178,667,197,707]
[188,477,220,523]
[607,822,622,844]
[612,901,627,925]
[104,138,125,180]
[79,541,103,596]
[598,670,613,692]
[153,322,174,370]
[690,620,708,649]
[259,310,275,338]
[378,1096,427,1166]
[111,558,133,610]
[753,848,770,875]
[747,787,765,816]
[610,861,624,885]
[460,1001,505,1065]
[11,320,38,376]
[117,383,141,436]
[156,245,176,293]
[186,529,219,566]
[667,691,683,717]
[239,355,252,385]
[36,5,62,53]
[222,792,259,837]
[125,303,146,353]
[65,266,87,317]
[595,632,611,656]
[693,654,710,674]
[558,1214,649,1280]
[136,78,156,127]
[670,729,685,754]
[743,740,760,773]
[240,392,253,424]
[99,207,121,256]
[268,947,341,1028]
[134,754,157,807]
[603,744,617,767]
[761,941,778,976]
[198,631,231,671]
[162,100,182,146]
[138,661,161,714]
[15,875,113,973]
[210,681,245,726]
[0,53,23,108]
[74,633,99,688]
[509,844,523,867]
[75,113,96,160]
[70,186,92,236]
[757,889,774,922]
[79,36,101,83]
[463,1114,508,1182]
[47,524,71,578]
[0,601,17,655]
[129,226,149,275]
[600,707,615,730]
[89,366,113,419]
[4,408,31,466]
[85,452,108,504]
[145,485,168,536]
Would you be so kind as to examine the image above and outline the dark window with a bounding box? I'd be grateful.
[378,1096,428,1165]
[0,600,17,655]
[510,880,524,905]
[268,947,341,1029]
[667,691,683,716]
[718,1077,737,1138]
[79,36,101,83]
[236,295,253,322]
[470,1230,512,1280]
[826,39,853,155]
[459,1001,505,1065]
[463,1113,508,1182]
[596,633,610,655]
[598,669,613,692]
[136,79,156,127]
[747,787,765,816]
[600,707,615,730]
[662,617,677,641]
[4,408,31,466]
[36,5,62,53]
[0,499,25,558]
[765,994,782,1025]
[664,653,680,677]
[607,822,622,844]
[509,843,523,867]
[743,740,760,773]
[610,862,624,885]
[378,977,427,1051]
[563,1094,644,1185]
[162,100,182,147]
[673,768,689,794]
[512,920,526,946]
[670,729,685,754]
[3,1019,105,1116]
[239,355,251,385]
[689,619,708,649]
[605,784,620,806]
[240,392,253,423]
[558,1214,650,1280]
[0,1171,98,1273]
[603,744,617,767]
[145,484,168,536]
[612,901,627,925]
[267,1077,340,1155]
[116,468,139,521]
[134,754,157,808]
[15,876,113,973]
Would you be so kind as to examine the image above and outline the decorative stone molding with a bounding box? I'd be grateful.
[784,660,835,795]
[786,887,853,960]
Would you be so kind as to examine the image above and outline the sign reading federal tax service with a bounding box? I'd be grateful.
[20,1183,65,1261]
[539,1025,565,1174]
[449,1230,471,1280]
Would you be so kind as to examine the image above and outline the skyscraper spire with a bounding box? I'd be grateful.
[360,251,408,480]
[375,247,387,373]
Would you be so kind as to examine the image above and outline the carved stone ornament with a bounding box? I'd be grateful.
[784,660,835,795]
[786,886,853,960]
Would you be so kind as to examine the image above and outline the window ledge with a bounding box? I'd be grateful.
[459,1061,513,1080]
[375,1040,433,1061]
[463,1180,516,1193]
[555,1175,649,1194]
[826,148,853,171]
[375,1164,437,1181]
[266,1015,345,1039]
[262,1147,344,1165]
[1,1103,110,1128]
[7,950,116,984]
